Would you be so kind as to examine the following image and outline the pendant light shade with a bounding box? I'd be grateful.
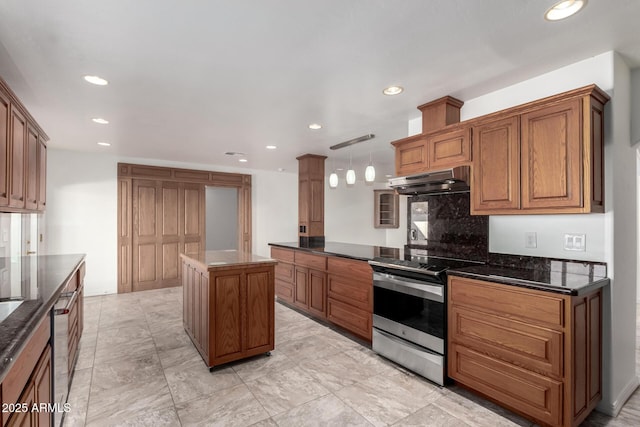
[346,153,356,185]
[346,169,356,185]
[365,153,375,182]
[365,165,375,182]
[329,172,339,188]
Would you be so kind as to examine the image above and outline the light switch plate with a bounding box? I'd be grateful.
[525,232,537,248]
[564,233,586,251]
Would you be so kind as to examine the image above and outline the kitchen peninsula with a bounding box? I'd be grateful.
[0,254,85,427]
[180,250,276,369]
[269,242,401,342]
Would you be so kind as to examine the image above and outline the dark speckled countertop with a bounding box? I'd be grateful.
[269,241,609,296]
[268,242,403,262]
[0,254,85,382]
[448,263,609,296]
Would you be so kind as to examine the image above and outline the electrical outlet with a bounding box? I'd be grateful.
[564,233,586,251]
[525,232,537,248]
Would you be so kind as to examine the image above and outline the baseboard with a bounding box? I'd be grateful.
[596,375,640,416]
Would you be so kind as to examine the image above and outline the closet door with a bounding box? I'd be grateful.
[132,179,205,291]
[132,179,162,291]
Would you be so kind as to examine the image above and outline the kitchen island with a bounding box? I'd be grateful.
[180,250,277,369]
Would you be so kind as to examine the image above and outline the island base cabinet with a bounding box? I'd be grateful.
[448,276,602,427]
[181,257,274,368]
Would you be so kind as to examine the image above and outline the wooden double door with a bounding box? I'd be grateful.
[131,179,205,291]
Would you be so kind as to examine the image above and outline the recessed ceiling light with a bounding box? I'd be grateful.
[308,123,322,130]
[544,0,586,21]
[84,75,109,86]
[97,142,111,147]
[277,168,285,172]
[266,145,277,150]
[238,158,248,163]
[383,86,404,96]
[92,118,109,124]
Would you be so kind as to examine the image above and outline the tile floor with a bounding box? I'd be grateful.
[63,287,640,426]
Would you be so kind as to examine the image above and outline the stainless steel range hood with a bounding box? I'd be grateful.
[388,166,470,195]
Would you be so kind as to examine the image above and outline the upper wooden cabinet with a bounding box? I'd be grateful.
[9,107,26,209]
[428,126,471,169]
[0,76,49,213]
[374,190,399,229]
[392,96,468,177]
[472,116,520,212]
[470,85,608,215]
[393,124,471,176]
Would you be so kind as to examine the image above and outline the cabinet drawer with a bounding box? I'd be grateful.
[327,257,372,283]
[450,306,563,378]
[271,247,294,263]
[449,343,562,426]
[327,298,371,341]
[449,276,565,327]
[275,262,294,283]
[275,279,294,303]
[327,275,372,311]
[294,252,326,271]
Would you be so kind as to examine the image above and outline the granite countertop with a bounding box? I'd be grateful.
[448,263,609,296]
[268,242,403,262]
[181,250,277,271]
[0,254,86,383]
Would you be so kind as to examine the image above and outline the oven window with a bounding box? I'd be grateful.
[374,285,444,339]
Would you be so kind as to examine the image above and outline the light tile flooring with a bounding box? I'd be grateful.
[63,287,640,426]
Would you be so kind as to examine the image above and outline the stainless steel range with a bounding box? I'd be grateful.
[369,252,482,385]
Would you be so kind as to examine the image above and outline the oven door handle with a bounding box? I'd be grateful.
[373,273,443,302]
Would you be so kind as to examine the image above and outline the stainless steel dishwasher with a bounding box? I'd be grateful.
[52,290,76,427]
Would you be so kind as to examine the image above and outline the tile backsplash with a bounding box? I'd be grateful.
[406,192,488,262]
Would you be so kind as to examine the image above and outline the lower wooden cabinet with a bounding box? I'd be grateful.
[1,317,52,427]
[294,267,326,318]
[271,247,373,341]
[448,276,602,427]
[181,256,275,368]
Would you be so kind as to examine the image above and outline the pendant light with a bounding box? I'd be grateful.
[365,153,376,182]
[329,171,339,188]
[346,153,356,185]
[329,158,339,188]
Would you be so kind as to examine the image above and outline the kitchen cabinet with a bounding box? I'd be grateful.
[271,246,373,341]
[65,263,85,376]
[326,256,372,341]
[8,107,26,210]
[272,247,294,304]
[293,251,327,318]
[471,116,520,212]
[36,139,46,211]
[297,154,326,244]
[181,252,275,368]
[374,190,399,229]
[392,124,471,176]
[0,89,9,207]
[0,77,48,213]
[448,276,602,427]
[1,317,52,427]
[24,126,38,210]
[470,85,608,215]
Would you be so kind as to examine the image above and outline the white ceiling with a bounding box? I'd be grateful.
[0,0,639,180]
